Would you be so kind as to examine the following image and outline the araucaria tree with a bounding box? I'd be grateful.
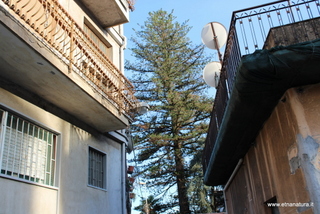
[126,9,213,213]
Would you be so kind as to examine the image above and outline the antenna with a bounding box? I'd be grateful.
[201,22,227,88]
[201,22,227,64]
[203,61,221,88]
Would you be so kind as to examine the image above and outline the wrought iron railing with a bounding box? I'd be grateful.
[2,0,138,118]
[203,0,320,173]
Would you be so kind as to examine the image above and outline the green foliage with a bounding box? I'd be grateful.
[188,150,225,212]
[126,9,213,213]
[188,151,213,213]
[134,195,175,214]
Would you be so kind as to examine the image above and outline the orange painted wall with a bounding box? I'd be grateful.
[225,84,320,214]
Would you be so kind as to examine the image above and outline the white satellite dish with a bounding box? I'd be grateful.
[203,61,221,88]
[201,22,228,50]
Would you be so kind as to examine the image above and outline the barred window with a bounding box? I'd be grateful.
[88,147,106,189]
[0,109,57,186]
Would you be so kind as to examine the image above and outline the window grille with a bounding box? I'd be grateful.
[88,147,106,189]
[0,109,57,186]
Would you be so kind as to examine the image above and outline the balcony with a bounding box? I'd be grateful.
[79,0,130,27]
[0,0,138,132]
[203,0,320,185]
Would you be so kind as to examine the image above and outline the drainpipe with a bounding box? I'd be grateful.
[223,159,243,214]
[106,26,127,73]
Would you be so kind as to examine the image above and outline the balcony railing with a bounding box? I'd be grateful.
[2,0,138,119]
[203,0,320,173]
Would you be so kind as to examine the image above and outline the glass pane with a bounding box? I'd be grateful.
[48,133,52,145]
[46,145,51,172]
[23,122,28,134]
[39,129,43,140]
[52,137,56,159]
[45,173,50,185]
[17,118,23,131]
[51,161,55,186]
[34,126,39,138]
[6,113,12,127]
[28,124,34,135]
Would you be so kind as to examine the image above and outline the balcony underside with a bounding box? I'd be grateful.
[0,21,128,132]
[204,39,320,186]
[79,0,129,27]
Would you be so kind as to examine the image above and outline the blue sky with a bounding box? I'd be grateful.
[124,0,274,213]
[123,0,273,97]
[124,0,273,64]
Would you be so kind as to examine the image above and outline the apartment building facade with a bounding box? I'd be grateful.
[0,0,137,213]
[203,1,320,213]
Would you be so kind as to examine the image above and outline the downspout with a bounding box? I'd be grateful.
[122,142,127,214]
[106,26,127,73]
[223,159,243,213]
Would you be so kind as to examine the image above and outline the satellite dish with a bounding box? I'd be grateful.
[201,22,227,50]
[134,102,150,115]
[203,61,221,88]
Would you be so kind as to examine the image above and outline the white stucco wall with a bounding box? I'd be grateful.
[0,88,126,214]
[0,179,58,214]
[58,0,126,72]
[0,0,129,212]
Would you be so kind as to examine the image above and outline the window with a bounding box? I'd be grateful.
[0,109,57,186]
[88,147,106,189]
[83,23,111,59]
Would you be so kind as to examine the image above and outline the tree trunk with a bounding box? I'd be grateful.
[174,142,190,214]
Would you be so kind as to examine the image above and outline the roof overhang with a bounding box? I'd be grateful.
[204,39,320,186]
[79,0,129,27]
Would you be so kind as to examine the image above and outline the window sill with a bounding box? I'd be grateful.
[87,184,107,192]
[0,174,58,191]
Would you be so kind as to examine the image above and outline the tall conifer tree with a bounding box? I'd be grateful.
[126,9,213,213]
